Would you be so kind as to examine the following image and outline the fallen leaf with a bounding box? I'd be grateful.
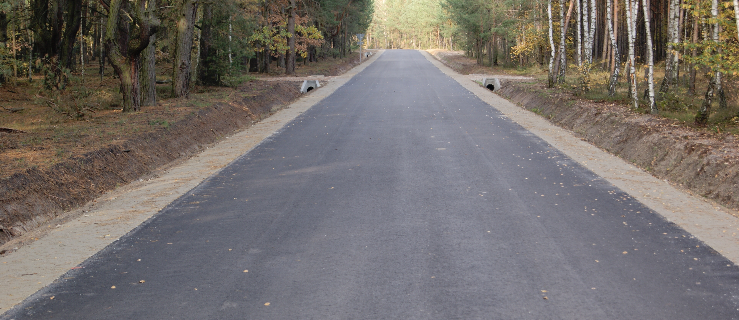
[264,302,271,306]
[50,296,55,300]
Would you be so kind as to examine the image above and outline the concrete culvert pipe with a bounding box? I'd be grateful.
[482,78,501,92]
[301,80,321,93]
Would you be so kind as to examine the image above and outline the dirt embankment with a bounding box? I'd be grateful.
[0,81,301,245]
[496,80,739,212]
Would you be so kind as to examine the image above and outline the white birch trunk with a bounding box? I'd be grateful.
[734,0,739,41]
[697,0,720,123]
[576,0,582,66]
[660,0,681,92]
[607,0,620,95]
[548,0,556,86]
[228,18,233,70]
[588,0,596,63]
[713,0,726,108]
[557,0,567,82]
[642,0,656,113]
[583,0,591,62]
[625,0,639,109]
[80,10,85,86]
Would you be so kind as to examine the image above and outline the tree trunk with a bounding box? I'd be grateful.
[228,18,233,70]
[576,0,582,66]
[172,0,199,98]
[106,0,136,112]
[734,0,739,41]
[642,0,656,113]
[696,75,715,125]
[611,0,618,73]
[487,39,492,67]
[105,0,159,112]
[554,0,576,83]
[548,0,555,87]
[688,3,699,95]
[286,0,296,75]
[198,3,217,85]
[191,6,201,86]
[659,0,681,93]
[583,0,590,62]
[626,0,639,109]
[11,28,17,84]
[587,0,596,63]
[60,0,83,69]
[141,0,157,106]
[696,0,719,124]
[79,13,84,86]
[99,14,104,81]
[712,0,725,109]
[607,0,620,95]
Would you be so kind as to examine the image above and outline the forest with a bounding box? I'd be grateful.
[0,0,373,112]
[1,0,737,124]
[367,0,739,125]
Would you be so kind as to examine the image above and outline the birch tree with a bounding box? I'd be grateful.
[734,0,739,41]
[587,0,596,63]
[576,0,582,66]
[625,0,639,109]
[554,0,575,83]
[583,0,590,61]
[642,0,656,113]
[607,0,620,95]
[286,0,296,75]
[659,0,681,93]
[688,0,700,94]
[548,0,555,87]
[696,0,719,125]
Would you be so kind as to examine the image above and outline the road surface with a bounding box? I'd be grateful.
[4,50,739,319]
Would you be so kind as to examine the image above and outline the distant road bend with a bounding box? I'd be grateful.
[4,50,739,319]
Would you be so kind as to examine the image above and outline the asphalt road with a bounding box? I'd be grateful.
[5,50,739,319]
